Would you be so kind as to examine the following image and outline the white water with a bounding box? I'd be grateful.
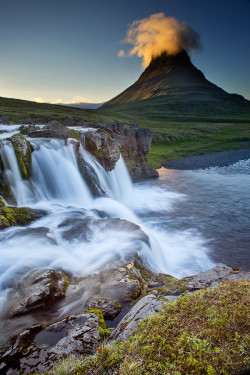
[0,136,214,313]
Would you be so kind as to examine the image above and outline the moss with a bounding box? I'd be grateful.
[0,197,37,229]
[67,129,81,141]
[54,280,250,375]
[147,274,189,296]
[87,309,111,340]
[10,133,32,180]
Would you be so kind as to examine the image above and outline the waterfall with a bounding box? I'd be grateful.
[79,146,133,202]
[0,131,213,311]
[30,140,93,206]
[0,141,31,205]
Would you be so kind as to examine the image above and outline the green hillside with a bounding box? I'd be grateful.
[1,96,250,168]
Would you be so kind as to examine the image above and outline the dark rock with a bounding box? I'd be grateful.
[84,129,120,171]
[186,263,250,291]
[83,122,158,178]
[0,312,101,374]
[0,115,10,124]
[147,273,190,296]
[5,269,70,318]
[0,197,38,229]
[20,121,70,139]
[109,294,165,342]
[9,133,32,179]
[88,297,121,320]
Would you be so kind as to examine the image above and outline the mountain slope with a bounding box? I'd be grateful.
[101,50,250,116]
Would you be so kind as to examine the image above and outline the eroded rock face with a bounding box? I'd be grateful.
[0,312,101,374]
[84,122,158,178]
[5,269,70,318]
[84,129,120,171]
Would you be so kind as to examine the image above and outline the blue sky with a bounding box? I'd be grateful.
[1,0,250,103]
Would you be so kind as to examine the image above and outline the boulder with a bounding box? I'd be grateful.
[0,312,101,374]
[84,129,120,171]
[186,263,250,290]
[20,121,70,139]
[0,197,38,229]
[109,294,165,342]
[83,122,158,178]
[105,123,159,179]
[10,133,32,179]
[5,269,70,318]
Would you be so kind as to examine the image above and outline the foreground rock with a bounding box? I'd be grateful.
[109,294,166,342]
[5,269,70,318]
[1,263,249,373]
[0,197,38,229]
[0,312,101,374]
[186,263,250,290]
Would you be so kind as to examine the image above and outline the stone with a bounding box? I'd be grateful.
[88,297,121,320]
[186,263,250,290]
[5,269,70,318]
[0,197,38,229]
[84,129,120,171]
[10,133,32,179]
[109,294,165,342]
[0,312,101,374]
[147,273,190,296]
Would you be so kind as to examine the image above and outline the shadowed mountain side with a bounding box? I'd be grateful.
[101,50,250,117]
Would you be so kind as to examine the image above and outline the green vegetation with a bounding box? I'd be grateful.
[0,197,37,228]
[87,309,111,340]
[10,133,32,179]
[47,280,250,375]
[1,96,250,168]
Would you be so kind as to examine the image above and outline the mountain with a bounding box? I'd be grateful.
[59,102,104,109]
[101,50,250,117]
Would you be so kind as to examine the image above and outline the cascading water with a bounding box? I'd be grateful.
[0,141,31,206]
[0,128,214,338]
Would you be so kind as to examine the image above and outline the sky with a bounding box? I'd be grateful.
[0,0,250,104]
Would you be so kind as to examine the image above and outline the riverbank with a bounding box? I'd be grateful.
[164,148,250,170]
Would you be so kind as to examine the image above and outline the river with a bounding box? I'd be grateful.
[0,124,249,327]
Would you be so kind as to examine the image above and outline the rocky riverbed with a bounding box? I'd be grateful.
[0,262,249,374]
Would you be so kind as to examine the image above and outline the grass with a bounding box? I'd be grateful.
[1,96,250,168]
[47,280,250,375]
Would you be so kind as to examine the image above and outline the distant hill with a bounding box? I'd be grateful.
[101,50,250,117]
[59,102,104,110]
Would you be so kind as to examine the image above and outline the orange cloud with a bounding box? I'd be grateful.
[123,13,201,68]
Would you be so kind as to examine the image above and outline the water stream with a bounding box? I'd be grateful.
[0,124,249,342]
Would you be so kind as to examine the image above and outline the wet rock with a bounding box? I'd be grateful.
[84,129,120,171]
[0,197,38,229]
[0,115,10,124]
[0,312,101,374]
[109,294,165,342]
[83,122,158,178]
[6,269,70,318]
[10,133,32,179]
[88,297,121,320]
[60,217,150,247]
[60,261,154,326]
[20,121,70,139]
[147,273,190,296]
[105,123,159,179]
[186,263,250,291]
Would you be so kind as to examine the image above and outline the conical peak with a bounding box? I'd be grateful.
[140,49,193,78]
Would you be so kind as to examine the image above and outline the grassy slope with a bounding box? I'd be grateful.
[1,96,250,168]
[48,280,250,375]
